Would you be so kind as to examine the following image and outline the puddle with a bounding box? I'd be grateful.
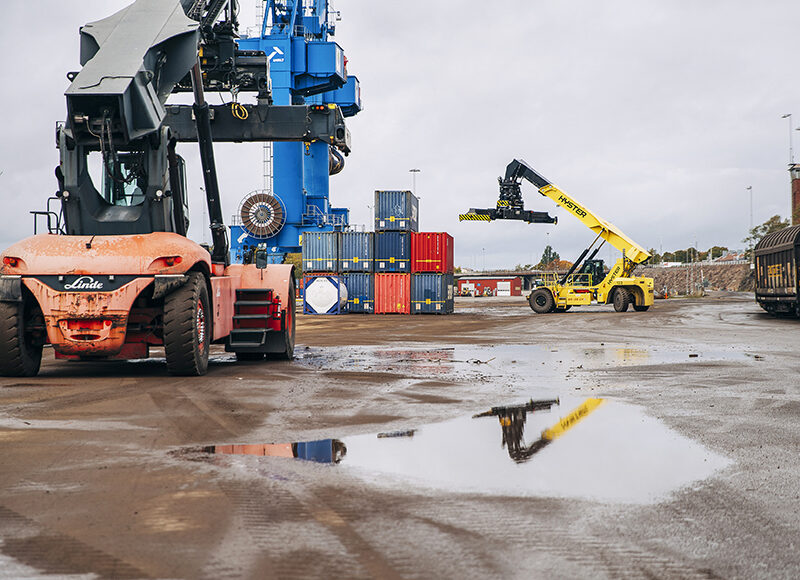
[297,344,749,377]
[198,396,730,504]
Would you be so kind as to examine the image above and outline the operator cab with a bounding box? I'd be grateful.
[575,259,605,286]
[98,152,147,207]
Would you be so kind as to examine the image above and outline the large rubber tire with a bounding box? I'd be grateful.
[529,288,555,314]
[0,298,44,377]
[267,277,296,360]
[633,304,650,312]
[613,288,630,312]
[163,272,210,376]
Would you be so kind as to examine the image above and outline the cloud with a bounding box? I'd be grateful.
[1,0,797,269]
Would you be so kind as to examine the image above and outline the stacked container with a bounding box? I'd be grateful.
[410,232,455,315]
[411,273,455,314]
[302,232,341,273]
[340,232,374,272]
[374,232,411,273]
[375,273,411,314]
[374,190,419,232]
[342,273,374,313]
[303,275,348,314]
[411,232,454,273]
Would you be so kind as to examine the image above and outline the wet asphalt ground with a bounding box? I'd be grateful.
[1,292,799,579]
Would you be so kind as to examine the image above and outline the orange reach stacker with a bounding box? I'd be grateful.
[0,0,351,376]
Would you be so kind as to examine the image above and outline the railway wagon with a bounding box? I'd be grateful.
[754,225,800,315]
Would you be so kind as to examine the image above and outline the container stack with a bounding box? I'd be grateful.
[300,190,454,315]
[374,190,416,314]
[410,232,455,314]
[302,231,375,314]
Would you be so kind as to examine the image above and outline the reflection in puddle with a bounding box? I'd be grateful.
[207,440,347,464]
[472,397,561,462]
[198,396,730,504]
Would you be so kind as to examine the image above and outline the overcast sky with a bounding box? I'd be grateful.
[1,1,798,269]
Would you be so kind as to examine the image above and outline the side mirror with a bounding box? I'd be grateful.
[254,249,269,270]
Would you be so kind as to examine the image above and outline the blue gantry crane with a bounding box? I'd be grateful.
[231,0,361,263]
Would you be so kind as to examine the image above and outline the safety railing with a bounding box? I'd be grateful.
[30,197,64,235]
[538,272,594,287]
[302,205,347,228]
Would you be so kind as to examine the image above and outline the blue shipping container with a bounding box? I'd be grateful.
[374,190,419,232]
[302,232,341,273]
[411,273,455,314]
[342,273,374,313]
[340,232,374,272]
[375,232,411,273]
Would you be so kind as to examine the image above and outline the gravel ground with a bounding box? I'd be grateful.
[0,292,798,579]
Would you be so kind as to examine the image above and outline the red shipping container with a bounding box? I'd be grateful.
[375,273,411,314]
[411,232,454,273]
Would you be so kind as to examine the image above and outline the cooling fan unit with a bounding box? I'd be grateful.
[237,191,286,238]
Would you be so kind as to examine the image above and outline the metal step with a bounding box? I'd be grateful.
[228,328,272,348]
[236,288,274,296]
[234,300,273,307]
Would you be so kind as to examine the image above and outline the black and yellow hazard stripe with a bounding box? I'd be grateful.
[459,213,492,221]
[496,200,511,207]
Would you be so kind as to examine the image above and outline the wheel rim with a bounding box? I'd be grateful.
[196,301,206,348]
[535,294,547,307]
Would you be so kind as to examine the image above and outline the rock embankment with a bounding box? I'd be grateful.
[636,264,754,296]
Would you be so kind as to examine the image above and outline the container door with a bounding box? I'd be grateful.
[497,281,511,297]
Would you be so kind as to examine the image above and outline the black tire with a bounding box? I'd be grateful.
[633,304,650,312]
[613,288,630,312]
[267,277,296,360]
[235,352,264,361]
[529,288,555,314]
[163,272,210,376]
[0,297,44,377]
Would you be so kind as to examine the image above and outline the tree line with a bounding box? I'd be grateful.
[507,215,790,271]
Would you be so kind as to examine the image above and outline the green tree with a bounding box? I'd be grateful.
[707,245,728,260]
[537,245,559,268]
[648,248,661,265]
[284,253,303,279]
[743,215,789,258]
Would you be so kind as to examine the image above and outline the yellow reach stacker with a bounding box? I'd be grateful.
[460,159,654,313]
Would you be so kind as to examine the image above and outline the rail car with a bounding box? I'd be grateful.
[754,225,800,315]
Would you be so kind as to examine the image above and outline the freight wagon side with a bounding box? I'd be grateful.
[754,225,800,315]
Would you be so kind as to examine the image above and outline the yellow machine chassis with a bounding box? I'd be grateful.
[538,257,654,308]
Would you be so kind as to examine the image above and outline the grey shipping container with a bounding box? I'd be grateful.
[302,231,341,273]
[341,232,374,272]
[342,273,374,313]
[374,231,411,272]
[374,190,419,232]
[411,273,455,314]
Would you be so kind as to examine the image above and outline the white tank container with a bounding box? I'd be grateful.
[304,276,349,315]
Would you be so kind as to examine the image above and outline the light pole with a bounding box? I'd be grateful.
[783,114,794,164]
[746,185,754,265]
[409,168,421,196]
[482,247,486,272]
